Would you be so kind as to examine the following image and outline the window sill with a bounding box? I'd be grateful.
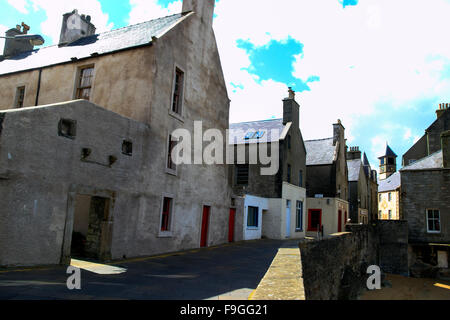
[158,231,173,238]
[295,229,303,233]
[246,227,259,230]
[427,231,441,234]
[168,110,184,123]
[165,168,177,176]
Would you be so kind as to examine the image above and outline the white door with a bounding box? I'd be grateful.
[286,200,291,238]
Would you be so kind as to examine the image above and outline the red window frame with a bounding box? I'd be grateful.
[161,197,172,231]
[308,209,322,232]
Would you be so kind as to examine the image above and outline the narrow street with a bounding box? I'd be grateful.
[0,239,296,300]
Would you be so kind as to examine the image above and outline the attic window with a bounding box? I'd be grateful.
[58,119,77,139]
[244,131,265,140]
[122,140,133,156]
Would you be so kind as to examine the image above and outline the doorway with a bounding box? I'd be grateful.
[338,210,342,232]
[228,208,236,243]
[71,194,112,261]
[200,206,211,247]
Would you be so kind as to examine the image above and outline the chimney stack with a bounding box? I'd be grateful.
[3,22,34,57]
[283,87,299,127]
[436,103,449,119]
[333,119,345,147]
[182,0,215,29]
[442,130,450,169]
[347,146,362,160]
[59,9,96,46]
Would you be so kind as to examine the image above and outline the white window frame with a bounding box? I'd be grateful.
[169,64,186,122]
[158,194,175,237]
[426,209,441,234]
[295,200,303,232]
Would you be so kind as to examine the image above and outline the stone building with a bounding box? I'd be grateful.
[228,89,307,240]
[346,148,377,224]
[377,144,401,221]
[400,129,450,272]
[402,103,450,166]
[0,0,235,267]
[304,121,349,237]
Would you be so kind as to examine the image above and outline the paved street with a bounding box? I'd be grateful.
[0,239,297,300]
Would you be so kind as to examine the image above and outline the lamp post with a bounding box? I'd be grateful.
[0,34,45,46]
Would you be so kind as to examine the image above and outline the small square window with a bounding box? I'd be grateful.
[247,206,259,227]
[236,164,249,185]
[58,119,77,139]
[122,140,133,156]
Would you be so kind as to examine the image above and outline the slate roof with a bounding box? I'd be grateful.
[229,119,286,145]
[305,138,336,166]
[378,144,397,159]
[378,171,401,192]
[347,159,362,182]
[400,150,443,171]
[0,12,189,75]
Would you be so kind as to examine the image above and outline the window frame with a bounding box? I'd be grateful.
[235,164,249,186]
[14,86,26,108]
[166,134,178,175]
[169,65,186,120]
[426,209,441,234]
[75,65,95,101]
[159,195,175,237]
[247,206,259,228]
[308,209,322,232]
[295,200,303,232]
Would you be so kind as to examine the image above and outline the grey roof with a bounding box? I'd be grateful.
[400,150,443,171]
[0,13,188,75]
[229,119,285,145]
[378,144,397,159]
[305,138,336,166]
[347,159,362,182]
[378,172,401,192]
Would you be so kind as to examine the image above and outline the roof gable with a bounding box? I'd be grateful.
[0,12,190,75]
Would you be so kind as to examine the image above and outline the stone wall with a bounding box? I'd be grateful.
[376,220,409,276]
[298,225,377,300]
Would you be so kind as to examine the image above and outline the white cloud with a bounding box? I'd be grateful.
[128,0,182,24]
[211,0,450,142]
[7,0,29,14]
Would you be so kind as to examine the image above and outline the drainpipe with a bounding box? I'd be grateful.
[35,68,42,106]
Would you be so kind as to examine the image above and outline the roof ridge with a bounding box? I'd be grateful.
[305,137,333,142]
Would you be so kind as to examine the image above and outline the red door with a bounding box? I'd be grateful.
[338,210,342,232]
[200,206,210,247]
[228,209,236,243]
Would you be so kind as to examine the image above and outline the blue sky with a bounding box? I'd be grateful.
[1,0,450,173]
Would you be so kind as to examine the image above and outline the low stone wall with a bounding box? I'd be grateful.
[298,225,377,300]
[376,220,409,276]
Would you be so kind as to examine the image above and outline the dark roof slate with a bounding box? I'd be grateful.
[305,138,336,166]
[379,144,397,158]
[0,13,188,75]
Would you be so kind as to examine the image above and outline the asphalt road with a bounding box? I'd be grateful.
[0,239,295,300]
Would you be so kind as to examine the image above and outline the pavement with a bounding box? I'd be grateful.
[0,239,302,300]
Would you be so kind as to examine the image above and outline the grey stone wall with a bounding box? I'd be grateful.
[376,220,409,276]
[427,110,450,155]
[298,224,377,300]
[401,169,450,244]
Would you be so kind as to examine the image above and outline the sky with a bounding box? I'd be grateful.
[1,0,450,173]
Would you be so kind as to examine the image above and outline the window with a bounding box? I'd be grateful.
[167,135,177,171]
[388,193,392,202]
[161,197,173,231]
[287,164,291,183]
[244,131,265,140]
[299,170,303,187]
[236,164,249,185]
[247,206,259,227]
[379,210,382,217]
[308,209,322,232]
[380,158,385,165]
[388,210,392,220]
[296,201,303,231]
[58,118,77,139]
[122,140,133,156]
[427,209,440,233]
[387,158,395,165]
[171,68,184,115]
[379,194,382,202]
[15,86,25,108]
[76,66,94,100]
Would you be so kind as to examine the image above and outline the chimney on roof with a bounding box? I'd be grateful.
[436,103,449,119]
[283,87,300,127]
[333,119,345,147]
[442,130,450,169]
[182,0,215,29]
[3,22,35,57]
[59,9,96,46]
[347,146,362,160]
